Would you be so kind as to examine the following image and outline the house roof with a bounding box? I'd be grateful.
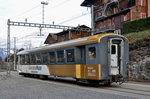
[81,0,96,7]
[44,33,57,44]
[56,25,90,34]
[44,25,90,44]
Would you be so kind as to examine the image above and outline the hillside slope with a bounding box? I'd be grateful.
[124,30,150,81]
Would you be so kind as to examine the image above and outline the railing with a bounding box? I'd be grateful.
[95,25,115,33]
[94,0,119,21]
[94,0,135,21]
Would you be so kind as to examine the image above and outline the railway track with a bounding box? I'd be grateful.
[13,72,150,99]
[44,77,150,97]
[103,85,150,97]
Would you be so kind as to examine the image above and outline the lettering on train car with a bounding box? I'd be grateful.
[29,66,42,71]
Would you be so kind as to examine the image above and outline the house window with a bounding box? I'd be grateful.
[76,31,81,35]
[103,20,106,28]
[139,0,144,6]
[121,13,130,22]
[108,19,111,26]
[66,49,74,62]
[57,50,65,63]
[88,47,96,59]
[124,14,128,21]
[49,52,55,63]
[140,13,146,18]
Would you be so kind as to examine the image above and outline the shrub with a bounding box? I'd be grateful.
[123,17,150,34]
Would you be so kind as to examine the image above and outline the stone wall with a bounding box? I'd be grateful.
[129,57,150,80]
[129,47,150,81]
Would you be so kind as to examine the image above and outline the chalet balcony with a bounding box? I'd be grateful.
[95,24,115,33]
[106,0,118,6]
[94,0,136,21]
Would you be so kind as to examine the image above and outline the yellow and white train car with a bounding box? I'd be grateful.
[17,33,129,85]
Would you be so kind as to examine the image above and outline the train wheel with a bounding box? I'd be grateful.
[104,82,111,86]
[23,74,27,77]
[40,75,48,80]
[89,80,99,87]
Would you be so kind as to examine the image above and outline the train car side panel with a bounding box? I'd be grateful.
[84,64,101,80]
[47,65,76,78]
[19,65,50,75]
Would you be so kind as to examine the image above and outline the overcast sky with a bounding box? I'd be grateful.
[0,0,91,49]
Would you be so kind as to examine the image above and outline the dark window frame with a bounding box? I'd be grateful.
[21,55,25,65]
[57,50,65,63]
[111,45,116,54]
[88,47,96,59]
[66,49,75,63]
[35,53,42,65]
[30,54,35,65]
[48,51,56,64]
[41,52,48,64]
[25,55,30,65]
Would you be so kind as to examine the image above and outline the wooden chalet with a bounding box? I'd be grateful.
[81,0,149,34]
[44,25,91,44]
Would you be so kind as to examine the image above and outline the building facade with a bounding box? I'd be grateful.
[81,0,149,34]
[44,25,91,44]
[148,0,150,17]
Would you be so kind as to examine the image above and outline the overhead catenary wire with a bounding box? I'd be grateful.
[58,11,90,24]
[11,4,41,20]
[27,0,72,20]
[11,0,72,21]
[42,10,90,32]
[5,0,90,49]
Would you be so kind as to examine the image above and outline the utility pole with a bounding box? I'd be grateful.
[40,1,48,36]
[91,5,95,35]
[7,19,11,77]
[14,37,16,70]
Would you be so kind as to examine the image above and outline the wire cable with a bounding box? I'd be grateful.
[11,4,41,19]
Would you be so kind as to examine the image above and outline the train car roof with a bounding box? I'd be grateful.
[17,33,126,55]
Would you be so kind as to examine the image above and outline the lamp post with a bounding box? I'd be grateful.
[40,1,48,36]
[41,1,48,24]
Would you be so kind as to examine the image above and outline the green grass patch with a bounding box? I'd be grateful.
[123,30,150,50]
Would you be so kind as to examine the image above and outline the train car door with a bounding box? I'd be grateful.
[111,44,118,67]
[76,46,86,78]
[76,46,86,64]
[109,38,124,75]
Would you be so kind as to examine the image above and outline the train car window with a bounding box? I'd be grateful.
[25,55,30,64]
[88,47,96,59]
[21,55,25,65]
[57,50,65,63]
[42,53,48,64]
[49,52,55,63]
[35,53,41,64]
[66,49,74,62]
[31,54,35,64]
[111,45,116,54]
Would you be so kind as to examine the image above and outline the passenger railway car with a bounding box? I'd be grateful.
[17,33,129,85]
